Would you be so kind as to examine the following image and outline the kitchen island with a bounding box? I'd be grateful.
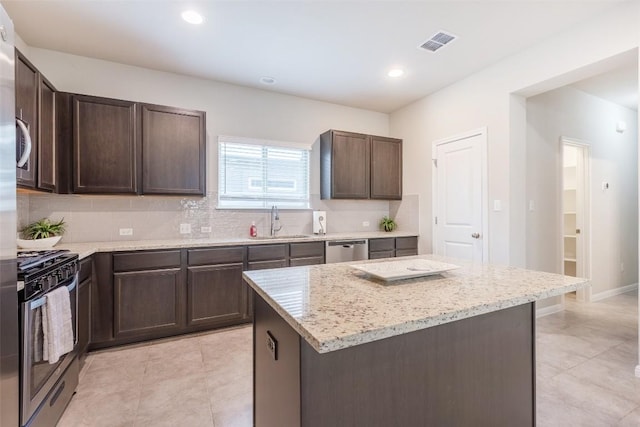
[242,255,589,427]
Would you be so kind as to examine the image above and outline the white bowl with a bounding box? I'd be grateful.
[17,236,62,249]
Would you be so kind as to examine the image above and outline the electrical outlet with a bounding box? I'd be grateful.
[119,228,133,236]
[362,221,370,227]
[179,223,191,234]
[201,226,212,233]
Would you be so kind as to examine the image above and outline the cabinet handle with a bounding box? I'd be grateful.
[16,118,32,168]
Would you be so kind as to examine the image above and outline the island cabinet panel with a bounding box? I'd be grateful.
[254,296,301,427]
[141,104,206,195]
[253,296,535,427]
[72,95,139,194]
[15,49,38,188]
[370,136,402,200]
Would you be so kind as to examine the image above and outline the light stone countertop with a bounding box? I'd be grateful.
[242,255,590,354]
[54,231,418,260]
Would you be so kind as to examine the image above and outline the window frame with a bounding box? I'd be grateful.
[217,135,312,210]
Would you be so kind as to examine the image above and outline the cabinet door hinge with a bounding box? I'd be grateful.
[434,216,438,225]
[432,158,438,167]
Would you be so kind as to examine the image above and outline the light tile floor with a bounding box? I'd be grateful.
[58,292,639,426]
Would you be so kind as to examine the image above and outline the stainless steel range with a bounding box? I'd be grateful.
[18,250,79,427]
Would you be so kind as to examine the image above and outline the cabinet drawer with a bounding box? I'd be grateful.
[113,250,181,272]
[289,256,325,267]
[188,246,244,266]
[396,237,418,250]
[369,238,395,252]
[248,260,288,271]
[369,250,395,260]
[248,244,287,262]
[79,257,93,282]
[396,249,418,257]
[289,242,324,258]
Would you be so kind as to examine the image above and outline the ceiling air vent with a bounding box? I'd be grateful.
[419,31,457,52]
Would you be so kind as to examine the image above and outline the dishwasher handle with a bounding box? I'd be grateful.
[327,240,367,247]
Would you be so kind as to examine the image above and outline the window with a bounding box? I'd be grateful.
[218,136,311,209]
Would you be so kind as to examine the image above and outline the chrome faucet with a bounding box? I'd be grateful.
[270,205,282,237]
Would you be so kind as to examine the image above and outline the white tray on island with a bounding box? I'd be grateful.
[350,258,460,282]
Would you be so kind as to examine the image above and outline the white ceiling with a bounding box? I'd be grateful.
[571,62,638,111]
[1,0,632,113]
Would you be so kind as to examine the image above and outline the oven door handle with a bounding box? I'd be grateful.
[29,277,78,311]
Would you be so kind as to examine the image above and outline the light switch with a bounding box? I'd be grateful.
[493,200,502,212]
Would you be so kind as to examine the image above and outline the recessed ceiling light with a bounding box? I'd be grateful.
[182,10,204,25]
[260,76,276,85]
[388,69,404,78]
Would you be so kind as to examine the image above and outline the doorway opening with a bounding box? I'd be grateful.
[561,138,591,302]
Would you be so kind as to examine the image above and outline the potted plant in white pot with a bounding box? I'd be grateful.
[18,218,66,249]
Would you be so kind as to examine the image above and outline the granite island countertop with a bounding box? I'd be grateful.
[53,231,418,260]
[242,255,589,353]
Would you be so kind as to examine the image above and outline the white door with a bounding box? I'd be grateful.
[433,129,486,262]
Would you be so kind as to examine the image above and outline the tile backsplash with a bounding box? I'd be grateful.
[18,193,419,243]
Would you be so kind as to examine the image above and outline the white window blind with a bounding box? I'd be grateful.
[218,136,311,209]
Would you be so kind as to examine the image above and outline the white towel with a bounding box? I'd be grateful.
[42,286,74,364]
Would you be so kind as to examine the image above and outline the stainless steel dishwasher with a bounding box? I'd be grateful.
[325,239,368,263]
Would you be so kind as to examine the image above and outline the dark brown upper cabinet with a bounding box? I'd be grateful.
[320,130,370,199]
[15,49,58,192]
[370,135,402,200]
[141,104,206,195]
[72,95,139,194]
[58,94,206,196]
[320,130,402,200]
[15,49,38,189]
[38,75,57,191]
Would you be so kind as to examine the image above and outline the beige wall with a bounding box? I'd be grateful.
[526,85,638,300]
[389,1,640,264]
[17,47,423,242]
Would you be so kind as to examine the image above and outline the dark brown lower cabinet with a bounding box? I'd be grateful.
[254,295,535,427]
[88,241,325,350]
[113,268,183,339]
[77,268,91,365]
[369,236,418,259]
[187,263,247,327]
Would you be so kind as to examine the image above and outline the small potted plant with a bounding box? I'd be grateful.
[18,218,66,249]
[380,216,397,232]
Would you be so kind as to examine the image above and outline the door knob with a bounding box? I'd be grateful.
[471,233,480,239]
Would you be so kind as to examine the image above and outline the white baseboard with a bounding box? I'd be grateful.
[635,365,640,378]
[535,303,564,318]
[590,283,638,302]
